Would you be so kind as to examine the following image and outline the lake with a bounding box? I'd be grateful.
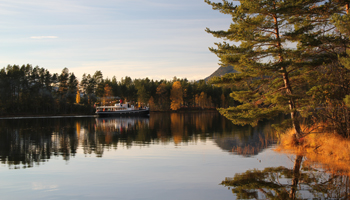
[0,112,345,199]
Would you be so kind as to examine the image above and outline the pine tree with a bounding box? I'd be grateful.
[93,71,104,97]
[67,73,78,104]
[205,0,333,139]
[58,68,69,98]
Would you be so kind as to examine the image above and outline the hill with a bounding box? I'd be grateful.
[204,65,237,82]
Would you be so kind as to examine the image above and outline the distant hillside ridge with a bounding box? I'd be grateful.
[204,65,237,82]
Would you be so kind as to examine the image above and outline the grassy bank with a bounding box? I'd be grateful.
[276,125,350,175]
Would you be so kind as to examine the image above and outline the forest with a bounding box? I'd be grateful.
[0,65,234,115]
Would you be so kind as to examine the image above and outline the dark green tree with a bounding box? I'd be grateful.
[93,70,104,97]
[67,73,78,105]
[80,73,88,94]
[110,76,119,97]
[58,68,69,98]
[86,74,95,95]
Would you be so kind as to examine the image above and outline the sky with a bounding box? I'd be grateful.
[0,0,233,81]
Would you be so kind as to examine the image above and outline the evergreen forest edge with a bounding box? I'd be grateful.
[0,65,235,116]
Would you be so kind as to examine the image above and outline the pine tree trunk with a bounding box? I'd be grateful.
[289,155,303,199]
[284,73,303,139]
[274,13,303,139]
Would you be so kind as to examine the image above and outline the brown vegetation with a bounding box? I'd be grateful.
[276,124,350,176]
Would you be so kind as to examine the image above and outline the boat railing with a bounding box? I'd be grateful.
[96,106,129,112]
[96,104,148,112]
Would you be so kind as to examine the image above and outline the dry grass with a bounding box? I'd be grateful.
[276,124,350,175]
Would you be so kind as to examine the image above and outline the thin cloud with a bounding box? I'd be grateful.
[30,36,58,39]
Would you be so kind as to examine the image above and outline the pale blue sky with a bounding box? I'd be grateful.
[0,0,232,81]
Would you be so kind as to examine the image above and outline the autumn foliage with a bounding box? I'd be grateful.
[276,124,350,176]
[170,81,183,110]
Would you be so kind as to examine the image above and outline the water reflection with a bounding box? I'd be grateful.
[221,155,350,199]
[214,117,282,156]
[2,113,349,199]
[0,112,277,168]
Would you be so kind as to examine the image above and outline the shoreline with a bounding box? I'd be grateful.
[0,109,219,119]
[0,114,98,119]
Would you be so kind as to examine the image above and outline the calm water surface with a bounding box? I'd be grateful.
[0,112,302,199]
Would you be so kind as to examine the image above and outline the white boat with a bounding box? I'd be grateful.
[96,102,149,117]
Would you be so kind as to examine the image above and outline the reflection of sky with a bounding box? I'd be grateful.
[0,140,293,200]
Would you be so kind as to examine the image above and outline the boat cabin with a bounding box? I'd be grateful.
[96,102,134,112]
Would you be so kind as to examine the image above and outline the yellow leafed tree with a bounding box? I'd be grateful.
[170,81,183,110]
[104,84,112,97]
[197,92,212,109]
[102,84,112,105]
[76,89,81,104]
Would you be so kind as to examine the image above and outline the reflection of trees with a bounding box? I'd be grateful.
[214,119,279,156]
[170,113,185,144]
[0,112,279,168]
[0,118,79,168]
[221,155,350,199]
[149,112,231,144]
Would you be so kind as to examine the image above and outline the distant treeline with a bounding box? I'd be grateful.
[0,64,234,115]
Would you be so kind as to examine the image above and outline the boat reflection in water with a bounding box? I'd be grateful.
[92,116,152,151]
[95,117,150,134]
